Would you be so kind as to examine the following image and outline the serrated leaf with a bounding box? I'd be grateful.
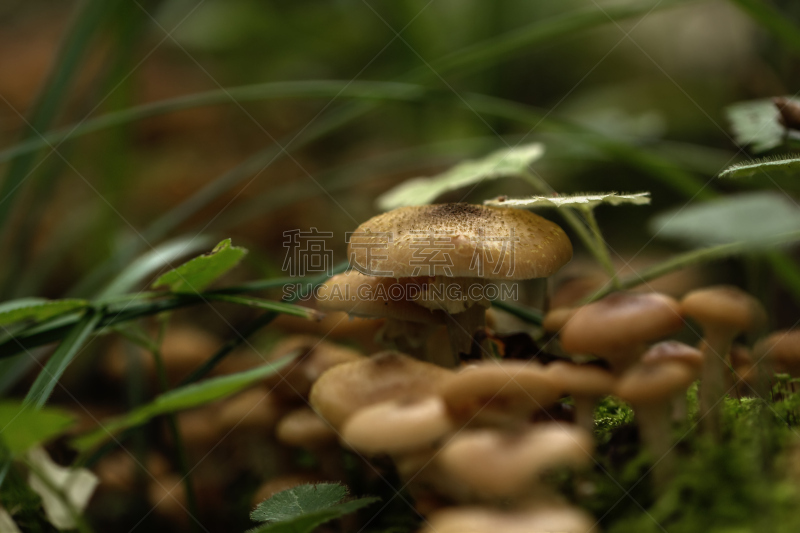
[718,155,800,179]
[484,192,650,209]
[0,403,74,455]
[650,192,800,248]
[152,238,247,294]
[725,97,799,153]
[376,143,544,211]
[72,356,294,451]
[0,299,88,327]
[249,483,379,533]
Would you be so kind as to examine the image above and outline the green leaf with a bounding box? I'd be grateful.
[249,483,379,533]
[484,192,650,209]
[24,310,102,409]
[98,235,215,298]
[725,97,790,153]
[0,299,88,327]
[650,192,800,248]
[376,143,544,211]
[72,356,294,451]
[718,155,800,179]
[152,239,248,294]
[0,403,74,455]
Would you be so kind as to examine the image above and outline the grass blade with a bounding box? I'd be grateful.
[23,310,102,409]
[205,295,322,320]
[72,356,294,452]
[0,0,118,232]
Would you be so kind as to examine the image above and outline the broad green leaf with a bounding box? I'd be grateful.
[650,192,800,248]
[725,97,796,153]
[152,238,247,294]
[73,356,294,451]
[376,143,544,211]
[24,310,102,409]
[718,155,800,179]
[98,235,214,298]
[0,299,88,327]
[250,483,379,533]
[0,403,74,454]
[484,192,650,209]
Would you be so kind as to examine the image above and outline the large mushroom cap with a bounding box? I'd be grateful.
[309,351,453,429]
[758,329,800,376]
[560,292,684,366]
[681,285,766,335]
[420,505,596,533]
[348,204,572,280]
[317,271,446,323]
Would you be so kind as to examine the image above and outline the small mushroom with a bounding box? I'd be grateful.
[437,423,593,501]
[560,292,684,373]
[546,361,616,433]
[615,362,695,491]
[420,504,596,533]
[641,341,703,420]
[681,285,766,438]
[341,396,454,456]
[309,351,453,429]
[439,360,560,428]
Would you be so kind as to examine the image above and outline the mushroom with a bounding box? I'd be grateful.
[680,286,766,438]
[316,271,448,363]
[439,360,560,428]
[545,361,616,433]
[437,423,594,501]
[641,341,703,420]
[348,203,572,362]
[615,361,695,491]
[559,292,684,373]
[341,396,454,456]
[308,351,453,430]
[420,504,596,533]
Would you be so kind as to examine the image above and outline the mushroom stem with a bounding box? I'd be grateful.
[698,330,733,440]
[377,318,434,360]
[446,305,487,364]
[572,396,597,435]
[633,402,674,493]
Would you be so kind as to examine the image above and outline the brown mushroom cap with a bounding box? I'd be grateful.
[309,351,453,429]
[437,423,594,499]
[420,504,596,533]
[439,361,560,426]
[560,292,683,365]
[217,387,282,431]
[615,362,695,405]
[276,407,337,448]
[642,340,703,371]
[681,285,766,336]
[317,271,446,323]
[545,361,616,397]
[542,307,577,333]
[341,396,454,455]
[348,204,572,280]
[758,329,800,376]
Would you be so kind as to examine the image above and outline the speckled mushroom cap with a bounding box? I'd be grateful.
[758,329,800,376]
[420,505,596,533]
[439,361,560,425]
[316,271,446,324]
[437,423,593,499]
[560,292,684,366]
[681,285,766,336]
[309,351,454,429]
[615,362,695,405]
[348,204,572,280]
[341,396,454,455]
